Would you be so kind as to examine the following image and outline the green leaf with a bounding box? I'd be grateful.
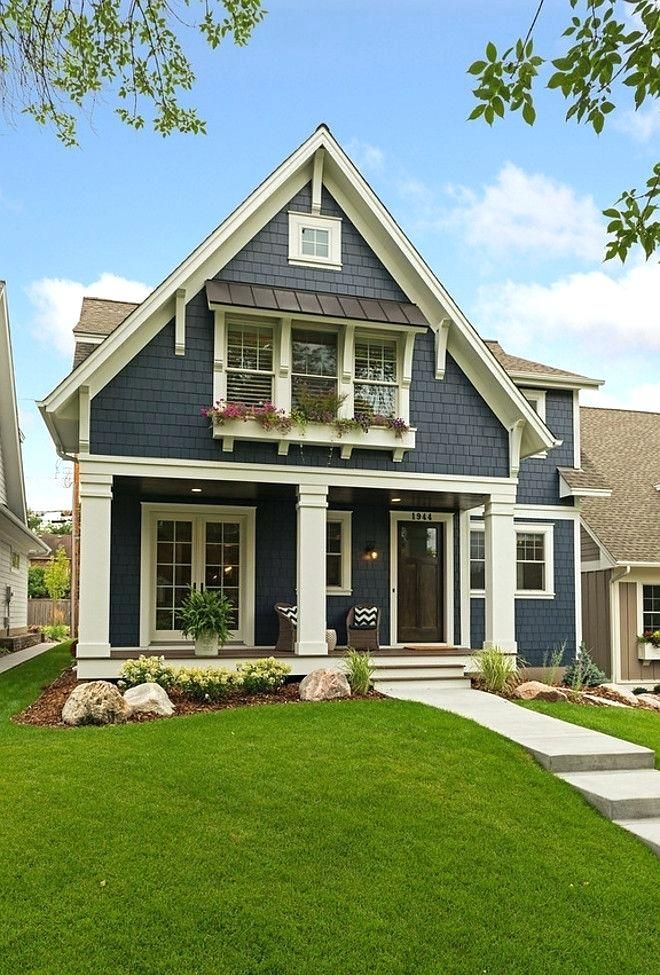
[467,104,486,120]
[522,101,536,125]
[486,41,497,63]
[468,60,487,75]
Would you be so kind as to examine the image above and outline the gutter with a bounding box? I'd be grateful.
[0,504,50,554]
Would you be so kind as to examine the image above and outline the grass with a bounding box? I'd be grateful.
[1,646,659,975]
[523,699,660,769]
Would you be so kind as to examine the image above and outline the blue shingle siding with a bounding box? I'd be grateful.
[517,391,575,505]
[468,519,576,665]
[109,489,141,646]
[216,184,409,301]
[255,499,296,645]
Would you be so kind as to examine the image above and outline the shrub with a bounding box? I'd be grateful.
[179,588,233,644]
[472,646,517,693]
[118,655,176,690]
[235,657,291,693]
[42,623,70,641]
[562,645,606,691]
[343,648,374,694]
[174,666,236,701]
[654,684,660,694]
[541,642,566,686]
[632,686,649,696]
[28,566,48,598]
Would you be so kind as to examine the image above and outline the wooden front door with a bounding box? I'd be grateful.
[397,521,444,643]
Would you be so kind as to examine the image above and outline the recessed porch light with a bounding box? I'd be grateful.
[191,487,202,493]
[391,497,401,503]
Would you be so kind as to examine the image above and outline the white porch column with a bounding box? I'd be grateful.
[296,483,328,655]
[77,472,113,657]
[483,499,517,653]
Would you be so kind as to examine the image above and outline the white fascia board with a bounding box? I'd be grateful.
[509,371,604,390]
[0,505,50,554]
[0,284,28,523]
[558,474,612,499]
[39,125,554,458]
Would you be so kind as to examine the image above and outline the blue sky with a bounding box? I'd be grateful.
[2,0,658,509]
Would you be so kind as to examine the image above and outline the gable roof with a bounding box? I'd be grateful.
[580,406,660,565]
[74,297,139,338]
[485,341,602,390]
[39,125,557,461]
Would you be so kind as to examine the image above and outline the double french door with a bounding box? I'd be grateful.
[143,506,254,644]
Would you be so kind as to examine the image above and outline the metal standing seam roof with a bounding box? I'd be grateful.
[204,279,429,327]
[580,406,660,564]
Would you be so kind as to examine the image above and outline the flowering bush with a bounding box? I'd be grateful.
[174,666,237,701]
[638,629,660,648]
[119,655,176,690]
[202,399,410,438]
[202,401,293,433]
[235,657,291,693]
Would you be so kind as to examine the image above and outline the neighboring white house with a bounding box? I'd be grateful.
[0,282,49,649]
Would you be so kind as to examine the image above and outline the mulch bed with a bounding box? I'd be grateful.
[13,668,383,729]
[471,675,660,709]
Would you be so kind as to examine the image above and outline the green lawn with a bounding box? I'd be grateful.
[523,699,660,768]
[1,647,659,975]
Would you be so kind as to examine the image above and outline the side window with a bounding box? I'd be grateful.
[226,322,274,406]
[326,512,352,594]
[469,530,485,592]
[354,337,398,417]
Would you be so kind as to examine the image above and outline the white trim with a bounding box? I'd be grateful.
[573,390,581,468]
[434,319,450,380]
[521,388,546,423]
[509,371,603,390]
[637,581,660,660]
[138,502,256,649]
[459,510,471,647]
[0,284,28,523]
[515,522,555,599]
[311,148,324,213]
[514,504,580,519]
[574,516,582,650]
[212,309,226,403]
[296,484,329,654]
[483,500,516,652]
[175,288,186,356]
[389,511,454,648]
[559,475,612,499]
[288,211,342,269]
[326,510,352,596]
[79,386,90,454]
[468,522,486,597]
[77,472,113,657]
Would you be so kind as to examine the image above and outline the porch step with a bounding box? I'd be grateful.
[372,662,469,685]
[557,769,660,821]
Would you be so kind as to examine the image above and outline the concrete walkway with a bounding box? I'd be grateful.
[0,641,57,675]
[379,682,660,857]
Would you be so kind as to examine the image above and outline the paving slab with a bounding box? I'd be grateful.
[558,769,660,820]
[0,641,57,675]
[614,818,660,857]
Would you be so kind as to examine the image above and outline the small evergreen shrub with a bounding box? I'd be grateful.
[632,686,649,696]
[235,657,291,693]
[472,647,517,693]
[119,655,176,690]
[42,623,70,641]
[174,666,236,701]
[343,648,374,694]
[562,645,606,690]
[654,684,660,694]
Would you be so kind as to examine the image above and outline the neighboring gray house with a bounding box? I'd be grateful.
[0,283,49,649]
[40,127,607,682]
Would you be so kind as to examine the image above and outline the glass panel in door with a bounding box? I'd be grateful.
[154,519,193,635]
[204,521,241,631]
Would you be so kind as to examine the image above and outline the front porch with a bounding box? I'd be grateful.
[75,458,520,679]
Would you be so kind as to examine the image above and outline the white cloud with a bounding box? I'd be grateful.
[443,162,604,261]
[345,139,385,173]
[475,260,660,353]
[582,383,660,413]
[27,272,151,355]
[614,104,660,143]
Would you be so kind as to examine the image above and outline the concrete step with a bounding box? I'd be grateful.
[558,769,660,821]
[614,818,660,856]
[524,734,656,773]
[372,663,466,681]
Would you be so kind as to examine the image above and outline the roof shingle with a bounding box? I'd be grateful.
[485,340,602,388]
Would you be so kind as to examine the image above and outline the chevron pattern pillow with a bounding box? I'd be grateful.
[279,605,298,627]
[353,606,378,629]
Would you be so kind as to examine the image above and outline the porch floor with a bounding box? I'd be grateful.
[109,645,471,660]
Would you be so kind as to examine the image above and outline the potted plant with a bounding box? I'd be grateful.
[179,588,233,657]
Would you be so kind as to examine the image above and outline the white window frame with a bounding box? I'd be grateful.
[638,582,660,634]
[326,511,352,596]
[139,503,256,648]
[468,525,486,596]
[10,546,20,573]
[288,212,342,270]
[515,523,554,599]
[225,319,275,406]
[521,389,547,459]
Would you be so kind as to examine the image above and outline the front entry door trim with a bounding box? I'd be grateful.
[389,511,454,648]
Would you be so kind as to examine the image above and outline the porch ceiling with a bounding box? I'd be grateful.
[114,476,487,510]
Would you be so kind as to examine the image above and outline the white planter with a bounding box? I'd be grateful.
[194,632,219,657]
[638,641,660,662]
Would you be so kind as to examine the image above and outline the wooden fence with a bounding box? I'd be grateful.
[28,599,71,627]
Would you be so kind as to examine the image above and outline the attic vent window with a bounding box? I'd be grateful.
[288,212,342,270]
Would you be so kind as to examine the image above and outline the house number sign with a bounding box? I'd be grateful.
[410,512,433,521]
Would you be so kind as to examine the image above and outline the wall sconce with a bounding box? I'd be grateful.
[363,542,379,561]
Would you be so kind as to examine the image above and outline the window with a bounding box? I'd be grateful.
[226,322,274,406]
[516,525,554,596]
[326,512,352,594]
[642,585,660,632]
[292,328,338,407]
[354,336,398,416]
[522,389,546,422]
[469,530,485,592]
[10,548,20,572]
[288,212,342,269]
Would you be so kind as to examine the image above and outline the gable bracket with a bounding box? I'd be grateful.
[175,288,186,356]
[434,318,450,380]
[509,419,526,477]
[312,148,325,214]
[79,385,90,454]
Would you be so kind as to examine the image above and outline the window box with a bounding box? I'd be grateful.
[638,640,660,663]
[209,413,416,463]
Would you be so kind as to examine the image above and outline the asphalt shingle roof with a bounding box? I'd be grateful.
[485,340,601,387]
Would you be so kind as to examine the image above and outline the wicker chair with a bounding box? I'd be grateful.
[274,603,298,652]
[346,605,381,651]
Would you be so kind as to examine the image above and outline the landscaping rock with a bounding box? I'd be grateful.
[123,682,175,717]
[600,683,640,706]
[512,680,568,703]
[582,694,630,708]
[638,694,660,712]
[299,669,351,701]
[62,681,130,726]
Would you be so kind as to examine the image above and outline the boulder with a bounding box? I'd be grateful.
[638,694,660,711]
[299,669,351,701]
[582,693,629,708]
[62,681,130,726]
[600,683,640,706]
[123,682,175,717]
[512,680,568,703]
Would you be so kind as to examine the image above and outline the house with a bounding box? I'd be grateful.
[39,126,607,681]
[30,532,73,567]
[580,406,660,686]
[0,283,49,649]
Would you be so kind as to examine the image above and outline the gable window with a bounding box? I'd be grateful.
[522,389,546,422]
[226,322,274,406]
[292,328,338,407]
[642,585,660,632]
[516,525,554,597]
[288,212,342,269]
[469,529,485,592]
[354,336,398,416]
[326,511,352,594]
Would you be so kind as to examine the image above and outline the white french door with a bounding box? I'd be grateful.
[140,504,255,646]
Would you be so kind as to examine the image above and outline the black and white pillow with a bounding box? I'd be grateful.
[280,605,298,627]
[353,606,378,629]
